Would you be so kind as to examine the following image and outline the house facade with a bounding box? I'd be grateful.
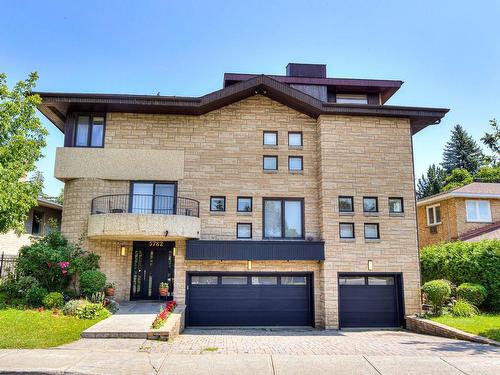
[417,182,500,247]
[37,63,448,329]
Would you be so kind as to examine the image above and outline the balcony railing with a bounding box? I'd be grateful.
[91,194,200,218]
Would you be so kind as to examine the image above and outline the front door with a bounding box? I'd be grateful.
[130,241,175,300]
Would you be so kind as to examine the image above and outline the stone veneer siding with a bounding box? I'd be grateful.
[60,95,421,328]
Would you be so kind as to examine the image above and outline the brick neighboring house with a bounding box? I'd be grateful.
[36,63,448,329]
[417,182,500,248]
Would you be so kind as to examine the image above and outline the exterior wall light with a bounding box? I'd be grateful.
[173,247,177,256]
[247,260,252,270]
[120,245,127,257]
[368,260,373,271]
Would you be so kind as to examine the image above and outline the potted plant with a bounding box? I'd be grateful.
[159,282,169,297]
[105,282,115,297]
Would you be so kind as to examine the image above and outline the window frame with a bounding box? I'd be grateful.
[363,196,379,213]
[339,222,355,239]
[129,181,178,214]
[364,223,380,240]
[426,204,442,226]
[339,196,354,213]
[288,131,303,147]
[73,113,106,148]
[263,155,278,171]
[262,197,305,240]
[388,197,404,214]
[288,156,303,171]
[263,131,278,146]
[210,196,226,212]
[465,200,492,223]
[335,94,368,104]
[237,196,253,212]
[236,223,252,239]
[31,210,44,235]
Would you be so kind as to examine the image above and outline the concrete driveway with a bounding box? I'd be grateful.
[0,329,498,374]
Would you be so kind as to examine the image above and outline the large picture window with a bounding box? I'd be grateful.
[466,200,491,222]
[131,182,176,214]
[263,198,304,239]
[75,114,105,147]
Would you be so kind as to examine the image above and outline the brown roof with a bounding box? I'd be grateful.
[459,221,500,241]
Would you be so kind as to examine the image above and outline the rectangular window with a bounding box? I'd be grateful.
[336,94,368,104]
[339,223,355,239]
[389,197,404,213]
[191,275,218,285]
[237,197,252,212]
[32,211,44,235]
[281,276,307,285]
[263,131,278,146]
[339,276,365,285]
[221,276,248,285]
[288,156,303,171]
[363,197,378,213]
[263,156,278,170]
[210,196,226,212]
[131,182,175,214]
[237,223,252,239]
[251,276,277,285]
[368,276,394,286]
[426,204,441,226]
[466,200,492,222]
[263,198,304,239]
[364,223,380,240]
[339,196,354,213]
[74,114,105,147]
[288,132,303,147]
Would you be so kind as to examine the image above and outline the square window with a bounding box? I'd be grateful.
[237,197,252,212]
[263,156,278,170]
[288,132,303,146]
[221,276,248,285]
[210,196,226,212]
[389,197,404,213]
[339,196,354,212]
[191,275,218,285]
[339,276,365,285]
[363,197,378,212]
[288,156,303,171]
[364,223,380,239]
[263,131,278,146]
[237,223,252,239]
[281,276,307,285]
[339,223,355,239]
[251,276,277,285]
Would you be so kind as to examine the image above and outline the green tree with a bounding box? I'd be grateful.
[0,72,47,234]
[475,165,500,182]
[481,118,499,166]
[441,168,473,191]
[442,124,484,174]
[416,164,446,199]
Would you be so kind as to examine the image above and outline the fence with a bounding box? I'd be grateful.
[0,252,17,279]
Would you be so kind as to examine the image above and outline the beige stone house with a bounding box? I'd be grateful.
[417,182,500,248]
[36,63,448,329]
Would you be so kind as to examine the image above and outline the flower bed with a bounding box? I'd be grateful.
[151,300,177,329]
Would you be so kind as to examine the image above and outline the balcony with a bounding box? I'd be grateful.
[87,194,201,240]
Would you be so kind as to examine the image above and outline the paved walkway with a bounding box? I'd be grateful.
[0,329,498,374]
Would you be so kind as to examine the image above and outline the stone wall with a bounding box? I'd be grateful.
[417,198,457,248]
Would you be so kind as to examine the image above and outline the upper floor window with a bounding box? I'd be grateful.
[288,132,303,147]
[237,197,252,212]
[131,182,176,214]
[364,223,380,240]
[288,156,303,171]
[263,198,303,239]
[210,196,226,212]
[426,204,441,226]
[339,196,354,213]
[389,197,404,214]
[75,114,105,147]
[363,197,378,213]
[466,200,491,222]
[336,94,368,104]
[263,131,278,146]
[263,155,278,170]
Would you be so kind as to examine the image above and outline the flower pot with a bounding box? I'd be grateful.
[159,287,168,297]
[105,288,115,297]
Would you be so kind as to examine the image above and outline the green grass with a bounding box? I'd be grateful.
[431,314,500,341]
[0,308,107,348]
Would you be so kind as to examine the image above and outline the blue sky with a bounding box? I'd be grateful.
[1,0,499,196]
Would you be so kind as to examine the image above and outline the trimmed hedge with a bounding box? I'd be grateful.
[421,279,451,314]
[420,240,500,311]
[456,283,487,307]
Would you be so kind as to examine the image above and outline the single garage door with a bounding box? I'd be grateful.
[186,273,313,326]
[338,274,402,328]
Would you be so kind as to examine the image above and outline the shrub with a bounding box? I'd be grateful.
[75,302,110,319]
[451,299,479,317]
[105,299,120,314]
[456,283,487,307]
[79,271,106,297]
[63,299,88,316]
[422,279,451,315]
[42,292,64,309]
[0,276,40,306]
[26,286,48,307]
[421,240,500,310]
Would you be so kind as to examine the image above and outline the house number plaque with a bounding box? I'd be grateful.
[149,241,164,247]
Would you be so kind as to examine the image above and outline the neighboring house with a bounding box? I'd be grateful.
[0,198,62,256]
[417,182,500,247]
[36,63,448,329]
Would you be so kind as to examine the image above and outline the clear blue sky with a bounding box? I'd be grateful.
[1,0,499,196]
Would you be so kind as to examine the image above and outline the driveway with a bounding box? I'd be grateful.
[1,329,499,374]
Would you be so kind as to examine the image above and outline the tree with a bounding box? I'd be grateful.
[442,124,485,174]
[416,164,446,199]
[441,168,473,191]
[0,72,47,234]
[475,165,500,182]
[481,118,499,166]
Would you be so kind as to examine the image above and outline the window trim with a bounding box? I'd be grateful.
[288,156,303,171]
[465,200,492,223]
[288,131,303,147]
[210,196,226,212]
[263,131,278,146]
[237,196,253,212]
[364,223,380,240]
[73,113,106,148]
[236,223,253,239]
[339,196,354,213]
[335,94,368,104]
[363,196,379,213]
[339,222,355,239]
[263,155,278,170]
[388,197,404,214]
[426,203,442,226]
[262,197,305,240]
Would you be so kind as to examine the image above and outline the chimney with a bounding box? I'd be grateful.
[286,63,326,78]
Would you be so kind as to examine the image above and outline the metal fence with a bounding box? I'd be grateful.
[0,252,17,279]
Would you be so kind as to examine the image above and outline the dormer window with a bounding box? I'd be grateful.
[75,114,105,147]
[336,94,368,104]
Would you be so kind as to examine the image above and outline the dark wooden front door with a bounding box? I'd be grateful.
[130,241,175,300]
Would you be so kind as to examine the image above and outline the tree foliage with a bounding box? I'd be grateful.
[475,165,500,182]
[0,72,47,234]
[441,168,473,191]
[481,118,499,166]
[442,124,484,174]
[416,164,446,198]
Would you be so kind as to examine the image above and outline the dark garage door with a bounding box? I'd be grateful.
[339,274,402,328]
[186,273,313,326]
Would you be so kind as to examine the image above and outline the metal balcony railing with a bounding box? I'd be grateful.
[90,194,200,218]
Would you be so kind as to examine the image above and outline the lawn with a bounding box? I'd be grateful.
[0,308,107,348]
[431,314,500,342]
